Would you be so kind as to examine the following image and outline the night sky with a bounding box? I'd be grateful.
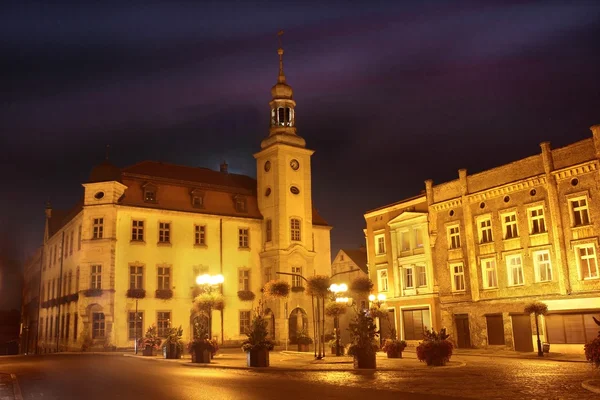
[2,1,600,309]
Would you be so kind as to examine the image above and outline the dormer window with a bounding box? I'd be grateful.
[143,183,157,203]
[234,196,247,213]
[190,189,205,209]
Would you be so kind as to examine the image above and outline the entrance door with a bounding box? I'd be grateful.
[486,314,505,345]
[511,314,534,352]
[454,314,471,348]
[379,309,396,345]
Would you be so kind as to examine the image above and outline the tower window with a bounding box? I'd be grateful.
[285,107,291,125]
[278,107,285,126]
[291,218,301,241]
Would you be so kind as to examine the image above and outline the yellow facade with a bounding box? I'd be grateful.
[36,45,331,352]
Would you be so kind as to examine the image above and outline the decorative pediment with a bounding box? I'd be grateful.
[388,211,428,226]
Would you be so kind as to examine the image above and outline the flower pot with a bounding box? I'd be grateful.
[142,345,155,356]
[193,348,211,364]
[247,348,269,367]
[163,343,181,359]
[353,350,376,369]
[298,343,310,352]
[543,343,550,353]
[387,349,402,358]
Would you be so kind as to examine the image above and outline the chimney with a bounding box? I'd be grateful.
[220,161,228,174]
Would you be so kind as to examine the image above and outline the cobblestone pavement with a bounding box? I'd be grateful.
[0,373,15,400]
[278,355,600,399]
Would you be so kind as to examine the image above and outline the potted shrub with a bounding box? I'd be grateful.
[584,316,600,368]
[189,320,218,363]
[382,339,407,358]
[138,325,161,356]
[162,326,184,359]
[524,301,548,357]
[296,329,313,352]
[347,310,378,369]
[241,308,275,367]
[416,328,453,366]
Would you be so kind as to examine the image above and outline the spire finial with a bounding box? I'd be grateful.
[277,30,285,83]
[105,144,110,161]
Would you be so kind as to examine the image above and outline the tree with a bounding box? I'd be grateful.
[524,301,548,357]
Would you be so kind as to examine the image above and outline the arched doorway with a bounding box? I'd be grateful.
[288,308,308,344]
[264,308,276,339]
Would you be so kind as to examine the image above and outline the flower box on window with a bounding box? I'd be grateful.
[49,298,57,307]
[155,289,173,300]
[67,293,79,303]
[41,301,49,309]
[127,288,146,299]
[83,288,103,297]
[237,290,255,301]
[58,296,68,305]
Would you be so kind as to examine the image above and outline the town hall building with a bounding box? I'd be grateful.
[37,44,331,352]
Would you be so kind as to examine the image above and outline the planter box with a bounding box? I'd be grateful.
[126,289,146,299]
[543,343,550,353]
[163,343,181,359]
[353,351,376,369]
[67,293,79,303]
[247,349,269,367]
[387,350,402,358]
[155,289,173,300]
[192,348,211,364]
[142,345,155,356]
[83,289,103,297]
[298,343,310,352]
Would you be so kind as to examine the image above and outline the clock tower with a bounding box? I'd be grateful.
[254,37,320,339]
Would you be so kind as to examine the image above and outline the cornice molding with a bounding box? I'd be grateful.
[552,160,598,181]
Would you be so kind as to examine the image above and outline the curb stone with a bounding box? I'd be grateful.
[582,379,600,394]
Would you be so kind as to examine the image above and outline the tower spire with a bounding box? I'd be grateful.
[277,30,285,83]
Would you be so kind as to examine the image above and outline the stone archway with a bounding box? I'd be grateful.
[288,307,308,344]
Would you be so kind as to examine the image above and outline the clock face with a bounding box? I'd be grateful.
[290,159,300,170]
[264,160,271,172]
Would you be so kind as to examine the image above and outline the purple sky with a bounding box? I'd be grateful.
[2,0,600,309]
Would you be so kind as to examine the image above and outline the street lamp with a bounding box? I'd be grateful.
[330,283,350,356]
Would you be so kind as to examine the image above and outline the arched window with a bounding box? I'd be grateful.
[290,218,301,241]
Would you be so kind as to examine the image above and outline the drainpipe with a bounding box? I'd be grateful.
[56,231,65,352]
[220,218,224,345]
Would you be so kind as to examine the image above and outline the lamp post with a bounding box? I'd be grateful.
[195,273,224,340]
[330,283,349,356]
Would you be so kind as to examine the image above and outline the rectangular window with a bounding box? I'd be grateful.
[78,225,82,250]
[546,313,599,344]
[502,213,518,239]
[74,314,78,341]
[481,258,498,289]
[235,198,247,213]
[377,269,389,292]
[529,207,546,234]
[506,254,524,286]
[69,232,74,255]
[54,244,57,265]
[239,269,250,291]
[448,226,461,249]
[131,220,144,241]
[144,187,156,203]
[451,263,465,291]
[157,311,171,337]
[266,219,272,242]
[239,311,251,335]
[291,266,302,288]
[90,265,102,289]
[92,218,104,239]
[375,234,386,255]
[157,266,171,290]
[571,198,590,226]
[415,228,424,248]
[61,315,65,339]
[192,195,203,208]
[478,218,493,243]
[159,222,171,243]
[264,267,272,284]
[402,308,430,340]
[129,265,143,289]
[576,244,599,279]
[238,228,249,248]
[92,313,105,338]
[416,265,427,287]
[128,312,143,340]
[533,250,552,282]
[195,225,206,245]
[290,218,301,241]
[404,267,414,289]
[400,232,410,251]
[66,313,70,341]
